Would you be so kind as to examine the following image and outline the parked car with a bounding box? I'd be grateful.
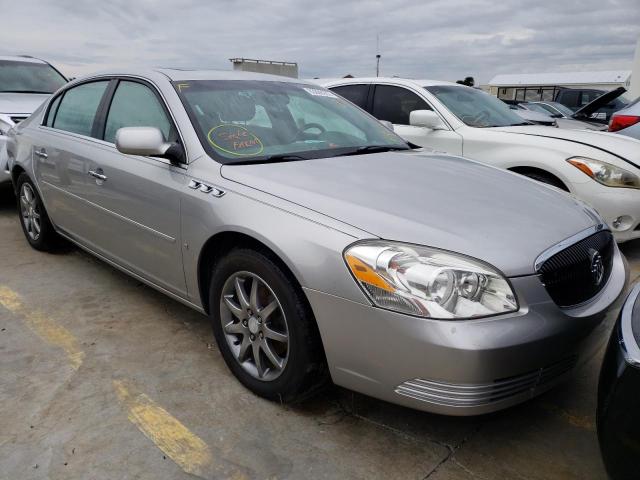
[320,78,640,243]
[520,101,607,131]
[598,282,640,479]
[506,102,555,126]
[608,96,640,140]
[555,87,629,122]
[0,55,67,186]
[5,69,628,415]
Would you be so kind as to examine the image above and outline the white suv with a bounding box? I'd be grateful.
[320,77,640,243]
[0,56,67,185]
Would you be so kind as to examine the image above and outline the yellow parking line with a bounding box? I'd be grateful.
[0,286,85,370]
[113,380,247,479]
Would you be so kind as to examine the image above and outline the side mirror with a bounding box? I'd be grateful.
[379,120,394,131]
[409,110,445,130]
[115,127,184,164]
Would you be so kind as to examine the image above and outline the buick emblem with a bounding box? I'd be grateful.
[589,248,604,286]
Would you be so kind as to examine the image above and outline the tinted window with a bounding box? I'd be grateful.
[0,60,66,94]
[104,81,174,144]
[557,90,579,109]
[45,95,62,127]
[331,84,369,109]
[372,85,430,125]
[53,81,109,137]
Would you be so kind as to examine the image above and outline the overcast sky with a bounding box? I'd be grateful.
[1,0,639,83]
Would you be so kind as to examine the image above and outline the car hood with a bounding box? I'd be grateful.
[221,151,600,276]
[514,109,555,125]
[491,125,640,168]
[554,118,607,131]
[0,92,50,115]
[573,86,627,119]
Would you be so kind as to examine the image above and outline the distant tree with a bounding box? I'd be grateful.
[343,74,354,78]
[456,76,475,86]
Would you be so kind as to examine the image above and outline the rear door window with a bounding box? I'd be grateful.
[103,81,175,144]
[371,85,430,125]
[52,81,109,137]
[330,84,370,110]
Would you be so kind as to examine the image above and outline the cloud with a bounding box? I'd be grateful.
[1,0,638,83]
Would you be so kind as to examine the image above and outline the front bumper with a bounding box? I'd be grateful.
[305,245,628,416]
[573,181,640,243]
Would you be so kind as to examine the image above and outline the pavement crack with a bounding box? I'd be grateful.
[422,423,483,479]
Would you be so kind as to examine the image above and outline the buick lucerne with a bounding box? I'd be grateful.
[5,69,628,415]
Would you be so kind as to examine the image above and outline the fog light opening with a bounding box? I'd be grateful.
[611,215,633,231]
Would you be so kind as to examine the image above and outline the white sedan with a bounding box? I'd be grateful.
[319,78,640,243]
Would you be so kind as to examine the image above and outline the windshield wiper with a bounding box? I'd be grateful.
[227,154,309,166]
[336,145,409,157]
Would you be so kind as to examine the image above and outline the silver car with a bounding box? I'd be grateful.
[0,55,68,185]
[5,69,628,415]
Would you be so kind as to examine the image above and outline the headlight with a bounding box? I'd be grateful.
[344,241,518,319]
[0,114,15,136]
[567,157,640,189]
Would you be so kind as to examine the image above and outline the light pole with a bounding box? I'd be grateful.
[376,54,381,77]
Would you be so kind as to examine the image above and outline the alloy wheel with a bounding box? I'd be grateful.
[20,183,41,241]
[219,271,289,381]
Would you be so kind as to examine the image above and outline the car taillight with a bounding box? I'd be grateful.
[609,115,640,132]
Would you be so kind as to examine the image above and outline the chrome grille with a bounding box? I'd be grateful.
[395,356,576,408]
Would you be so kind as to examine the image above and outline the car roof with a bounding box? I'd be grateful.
[71,67,311,86]
[0,55,48,64]
[317,77,460,88]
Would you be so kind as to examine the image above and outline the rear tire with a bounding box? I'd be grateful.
[16,173,61,251]
[210,248,328,403]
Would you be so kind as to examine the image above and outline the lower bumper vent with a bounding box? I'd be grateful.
[395,356,577,408]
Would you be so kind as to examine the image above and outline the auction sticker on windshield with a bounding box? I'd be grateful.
[207,125,264,156]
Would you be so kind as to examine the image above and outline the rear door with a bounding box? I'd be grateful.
[370,84,463,154]
[80,79,188,296]
[329,84,371,111]
[35,80,111,236]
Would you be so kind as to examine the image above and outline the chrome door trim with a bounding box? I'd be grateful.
[41,180,176,243]
[55,228,205,314]
[533,223,607,271]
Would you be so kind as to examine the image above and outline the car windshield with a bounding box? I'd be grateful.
[425,85,527,127]
[173,80,409,164]
[0,60,67,94]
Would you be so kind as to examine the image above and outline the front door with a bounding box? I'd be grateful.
[80,79,187,296]
[370,84,463,155]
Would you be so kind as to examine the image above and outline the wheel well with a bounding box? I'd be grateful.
[507,166,569,191]
[198,231,300,315]
[11,165,26,193]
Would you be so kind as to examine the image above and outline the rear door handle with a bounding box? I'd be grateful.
[88,169,107,181]
[34,148,48,159]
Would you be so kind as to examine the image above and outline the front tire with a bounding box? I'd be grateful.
[210,248,327,403]
[16,173,61,251]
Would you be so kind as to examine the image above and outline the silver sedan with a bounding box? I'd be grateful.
[5,69,628,415]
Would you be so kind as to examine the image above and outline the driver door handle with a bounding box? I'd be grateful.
[34,148,48,159]
[88,169,107,181]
